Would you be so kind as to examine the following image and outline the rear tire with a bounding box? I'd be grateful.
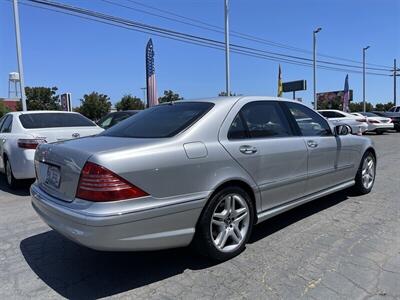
[193,186,254,261]
[353,151,376,195]
[375,130,384,135]
[4,157,19,189]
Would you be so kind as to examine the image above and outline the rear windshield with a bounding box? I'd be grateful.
[103,102,214,138]
[19,113,96,129]
[361,112,378,117]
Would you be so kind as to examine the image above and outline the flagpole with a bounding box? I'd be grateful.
[224,0,230,96]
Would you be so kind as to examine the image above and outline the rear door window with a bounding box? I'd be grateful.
[19,113,96,129]
[104,102,214,138]
[228,101,292,139]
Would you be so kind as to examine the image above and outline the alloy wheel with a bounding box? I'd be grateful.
[361,155,375,189]
[210,193,250,252]
[6,160,12,186]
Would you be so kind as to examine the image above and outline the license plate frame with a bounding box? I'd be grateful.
[45,165,61,188]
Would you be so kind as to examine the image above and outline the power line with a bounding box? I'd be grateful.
[17,0,391,77]
[114,0,392,70]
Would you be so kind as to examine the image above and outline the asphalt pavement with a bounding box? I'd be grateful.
[0,133,399,299]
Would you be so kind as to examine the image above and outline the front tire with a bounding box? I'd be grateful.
[193,186,254,261]
[4,158,19,189]
[353,151,376,195]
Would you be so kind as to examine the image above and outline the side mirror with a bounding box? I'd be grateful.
[335,124,352,136]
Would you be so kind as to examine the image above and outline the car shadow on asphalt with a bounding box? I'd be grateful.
[20,190,350,299]
[0,176,32,196]
[249,190,349,244]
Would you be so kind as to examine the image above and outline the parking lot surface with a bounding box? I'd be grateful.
[0,133,399,300]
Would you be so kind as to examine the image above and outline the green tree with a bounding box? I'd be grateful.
[75,92,111,121]
[218,91,237,96]
[0,102,10,117]
[115,94,145,111]
[348,101,373,112]
[16,86,60,111]
[374,102,394,111]
[158,90,183,103]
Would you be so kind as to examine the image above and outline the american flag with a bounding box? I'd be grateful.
[343,74,350,112]
[146,38,158,107]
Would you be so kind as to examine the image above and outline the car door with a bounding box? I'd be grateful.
[219,99,308,211]
[283,102,343,194]
[0,115,12,170]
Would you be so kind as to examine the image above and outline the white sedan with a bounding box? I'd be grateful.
[0,111,103,188]
[318,110,368,134]
[352,112,394,134]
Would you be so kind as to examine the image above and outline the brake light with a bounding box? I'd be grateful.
[356,118,367,123]
[368,119,380,124]
[18,138,46,149]
[76,162,148,202]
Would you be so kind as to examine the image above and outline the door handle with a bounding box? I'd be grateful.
[307,140,318,148]
[239,145,257,154]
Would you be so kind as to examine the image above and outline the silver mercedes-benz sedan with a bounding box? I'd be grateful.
[31,97,376,261]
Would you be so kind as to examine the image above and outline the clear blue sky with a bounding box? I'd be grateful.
[1,0,399,108]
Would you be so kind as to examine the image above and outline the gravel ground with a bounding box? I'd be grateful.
[0,133,399,300]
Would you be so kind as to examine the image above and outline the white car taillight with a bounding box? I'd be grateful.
[17,138,47,149]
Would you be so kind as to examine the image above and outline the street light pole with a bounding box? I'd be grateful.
[224,0,230,96]
[12,0,27,111]
[362,46,370,112]
[313,27,321,110]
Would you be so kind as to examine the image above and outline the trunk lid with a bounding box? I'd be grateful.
[35,136,164,202]
[27,127,103,143]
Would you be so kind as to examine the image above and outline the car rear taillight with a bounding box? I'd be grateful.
[76,162,148,202]
[368,119,380,124]
[356,118,367,123]
[18,138,46,149]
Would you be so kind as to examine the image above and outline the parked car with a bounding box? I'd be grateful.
[0,111,103,188]
[31,97,376,261]
[351,112,394,134]
[388,106,400,113]
[372,111,400,132]
[97,110,139,129]
[318,109,368,134]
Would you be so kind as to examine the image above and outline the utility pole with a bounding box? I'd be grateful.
[313,27,321,110]
[12,0,27,111]
[362,46,370,112]
[224,0,230,96]
[393,59,398,106]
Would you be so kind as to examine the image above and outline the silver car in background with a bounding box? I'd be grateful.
[31,97,376,261]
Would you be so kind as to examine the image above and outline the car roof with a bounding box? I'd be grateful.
[318,109,344,112]
[6,110,81,116]
[180,96,304,106]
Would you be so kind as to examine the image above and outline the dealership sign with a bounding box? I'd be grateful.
[60,93,72,112]
[317,90,353,109]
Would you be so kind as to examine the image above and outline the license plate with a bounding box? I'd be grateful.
[45,166,61,188]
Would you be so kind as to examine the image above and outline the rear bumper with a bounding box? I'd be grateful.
[30,184,206,251]
[367,123,394,132]
[9,149,36,179]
